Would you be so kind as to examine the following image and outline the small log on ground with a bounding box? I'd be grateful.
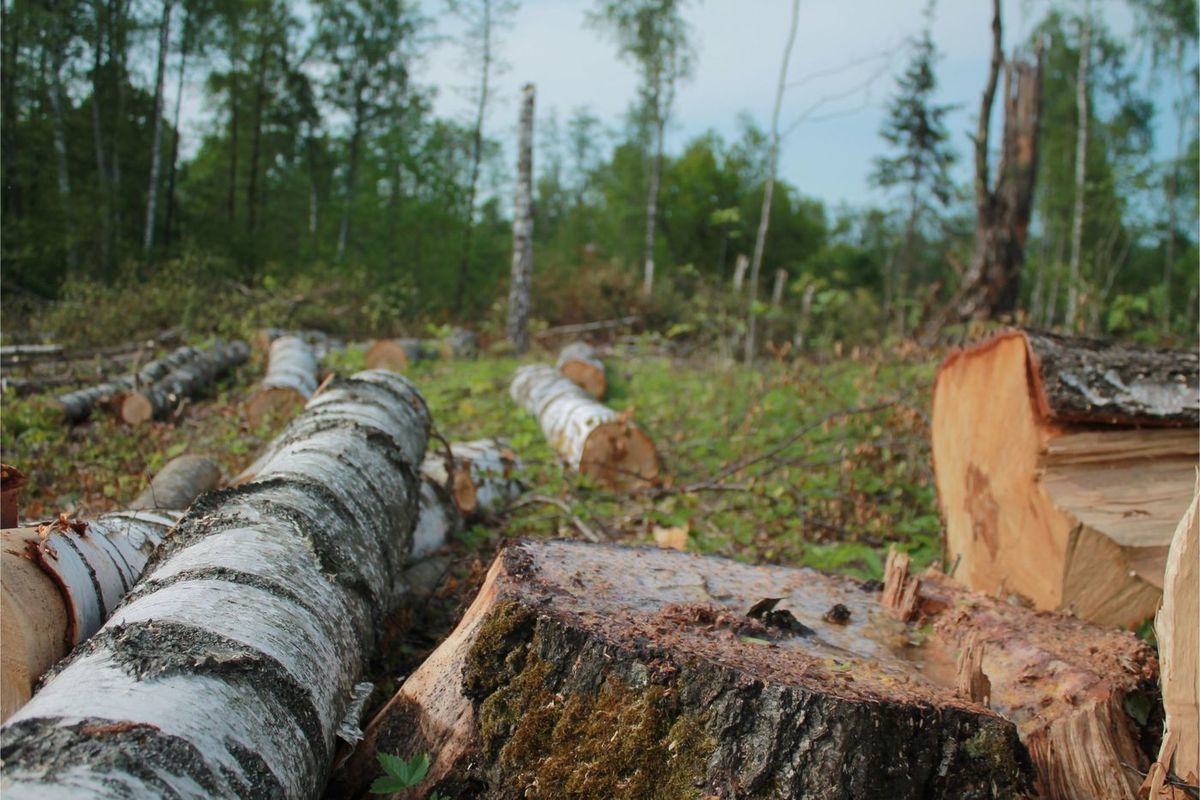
[115,340,250,425]
[556,341,607,399]
[129,454,222,510]
[253,328,340,362]
[440,327,480,360]
[339,541,1056,799]
[1,510,179,722]
[54,344,205,424]
[511,365,658,489]
[933,329,1198,627]
[246,336,320,427]
[421,438,524,520]
[2,464,26,527]
[364,338,441,372]
[1,370,431,798]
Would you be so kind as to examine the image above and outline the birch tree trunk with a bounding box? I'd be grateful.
[414,438,524,558]
[453,0,494,313]
[511,365,657,489]
[1065,3,1090,330]
[45,0,76,269]
[163,7,189,246]
[130,454,221,511]
[641,113,664,298]
[336,100,364,263]
[246,336,319,427]
[745,0,800,364]
[506,83,535,355]
[142,0,173,254]
[1,370,431,799]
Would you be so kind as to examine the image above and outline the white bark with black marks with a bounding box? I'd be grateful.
[55,344,208,424]
[1,370,431,799]
[142,0,174,254]
[117,341,250,425]
[246,337,320,426]
[506,83,535,355]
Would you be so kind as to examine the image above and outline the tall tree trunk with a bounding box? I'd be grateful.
[163,7,189,247]
[45,0,76,269]
[246,27,269,237]
[108,0,128,250]
[1161,75,1190,334]
[90,0,112,273]
[141,0,173,255]
[226,36,241,225]
[745,0,800,364]
[506,84,535,355]
[2,0,24,220]
[305,127,320,258]
[640,112,664,298]
[335,102,364,263]
[1065,2,1090,331]
[453,0,493,314]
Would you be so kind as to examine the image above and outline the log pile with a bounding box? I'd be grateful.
[511,364,657,489]
[339,540,1158,799]
[54,344,204,423]
[1,370,431,797]
[246,335,320,426]
[932,329,1198,627]
[114,340,250,425]
[556,341,607,399]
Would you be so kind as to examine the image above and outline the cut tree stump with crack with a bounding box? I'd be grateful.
[246,336,320,427]
[338,540,1159,800]
[511,364,658,489]
[115,340,250,425]
[932,329,1198,627]
[556,341,607,399]
[1,370,431,798]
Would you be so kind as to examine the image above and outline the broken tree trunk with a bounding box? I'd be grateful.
[129,454,221,510]
[0,370,431,798]
[511,364,658,489]
[933,330,1198,628]
[115,340,250,425]
[54,344,206,424]
[339,540,1153,799]
[555,341,607,399]
[246,335,319,427]
[880,550,1159,799]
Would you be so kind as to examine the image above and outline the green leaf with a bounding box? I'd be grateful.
[376,752,409,779]
[368,776,410,794]
[407,753,430,784]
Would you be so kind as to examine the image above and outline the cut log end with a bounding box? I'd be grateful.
[559,359,606,399]
[364,340,410,373]
[580,419,659,489]
[246,386,307,428]
[1,531,70,723]
[117,392,154,426]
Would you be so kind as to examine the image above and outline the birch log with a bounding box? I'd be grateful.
[246,336,319,427]
[116,340,250,425]
[129,454,222,510]
[364,338,441,373]
[54,344,205,423]
[511,364,658,489]
[556,341,606,399]
[421,439,524,520]
[0,370,431,798]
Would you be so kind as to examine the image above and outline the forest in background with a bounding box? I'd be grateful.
[1,0,1197,347]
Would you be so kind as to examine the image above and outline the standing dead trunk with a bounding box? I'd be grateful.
[1,370,431,798]
[506,83,535,355]
[745,0,800,363]
[114,340,250,425]
[246,336,319,427]
[1065,3,1091,330]
[731,252,749,292]
[141,0,173,254]
[556,341,606,399]
[511,365,657,489]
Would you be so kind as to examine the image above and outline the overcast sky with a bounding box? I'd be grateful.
[412,0,1168,211]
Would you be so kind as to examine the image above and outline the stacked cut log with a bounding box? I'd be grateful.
[556,341,607,399]
[337,540,1157,800]
[1,454,219,722]
[932,329,1198,628]
[114,340,250,425]
[54,344,204,423]
[365,328,479,373]
[246,335,320,426]
[1,370,431,797]
[511,364,658,489]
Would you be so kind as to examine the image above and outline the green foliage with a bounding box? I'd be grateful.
[369,752,430,794]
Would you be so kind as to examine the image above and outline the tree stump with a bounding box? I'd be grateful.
[341,540,1159,799]
[556,341,607,399]
[932,329,1198,627]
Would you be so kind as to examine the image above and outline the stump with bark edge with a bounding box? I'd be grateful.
[1,370,431,799]
[556,341,607,399]
[932,329,1198,627]
[511,364,657,489]
[246,335,320,427]
[337,540,1049,800]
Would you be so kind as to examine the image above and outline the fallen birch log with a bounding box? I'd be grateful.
[54,344,205,423]
[511,364,657,489]
[129,454,222,510]
[932,329,1198,627]
[556,341,607,399]
[335,540,1159,799]
[114,340,250,425]
[1,370,431,798]
[246,336,320,427]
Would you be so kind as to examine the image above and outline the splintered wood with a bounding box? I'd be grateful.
[932,329,1198,627]
[339,541,1157,800]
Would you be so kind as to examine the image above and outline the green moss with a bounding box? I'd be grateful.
[463,601,538,700]
[963,724,1023,779]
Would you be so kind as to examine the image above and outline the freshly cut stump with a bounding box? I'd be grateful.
[115,340,251,425]
[342,541,1045,800]
[881,550,1159,800]
[364,338,440,373]
[511,365,658,489]
[556,341,606,399]
[246,336,320,426]
[933,329,1198,627]
[1,370,431,798]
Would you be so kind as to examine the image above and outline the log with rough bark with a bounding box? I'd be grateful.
[114,340,250,425]
[933,330,1198,628]
[421,438,524,521]
[440,327,480,360]
[129,454,222,511]
[511,364,658,489]
[339,540,1157,799]
[556,341,607,399]
[53,344,205,423]
[0,369,431,798]
[246,336,320,427]
[2,464,26,528]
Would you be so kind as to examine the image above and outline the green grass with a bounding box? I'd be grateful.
[1,340,940,581]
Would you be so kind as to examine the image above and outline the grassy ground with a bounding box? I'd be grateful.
[3,339,939,581]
